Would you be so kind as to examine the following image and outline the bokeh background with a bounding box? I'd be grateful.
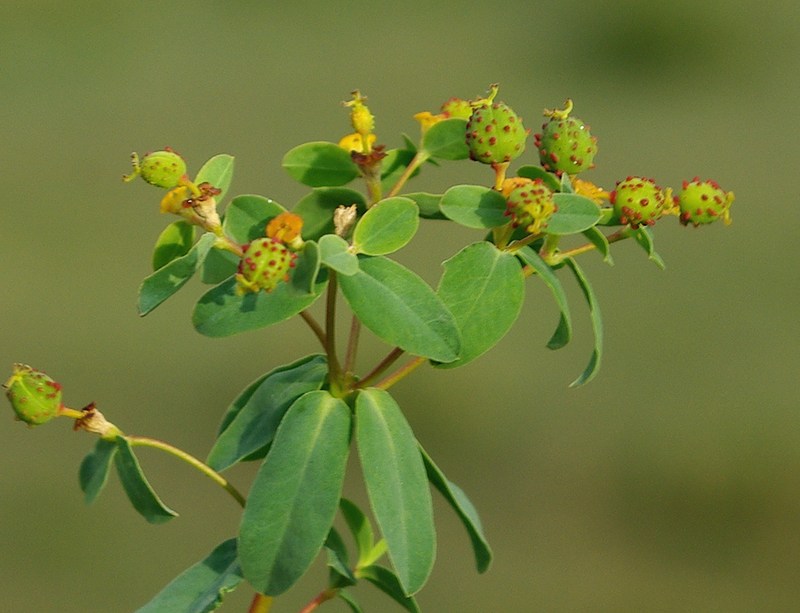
[2,1,798,611]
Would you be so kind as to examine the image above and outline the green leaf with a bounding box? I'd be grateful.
[516,247,573,350]
[419,445,492,573]
[631,226,666,269]
[358,565,421,613]
[338,590,364,613]
[352,197,419,256]
[515,165,561,192]
[338,256,460,363]
[138,232,217,316]
[546,193,602,235]
[192,262,326,337]
[207,355,329,471]
[222,195,286,243]
[565,257,603,387]
[582,226,614,265]
[436,242,525,368]
[356,389,435,595]
[339,498,376,567]
[135,538,243,613]
[318,234,359,275]
[421,117,469,160]
[380,148,419,193]
[282,141,359,187]
[404,192,446,220]
[79,438,117,504]
[115,437,178,524]
[200,248,239,284]
[440,185,508,229]
[152,221,194,271]
[195,154,235,202]
[325,527,356,588]
[293,187,367,240]
[239,391,351,596]
[292,240,322,294]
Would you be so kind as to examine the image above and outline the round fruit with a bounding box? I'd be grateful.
[534,100,597,176]
[235,238,296,294]
[677,177,734,226]
[610,176,668,228]
[466,86,527,165]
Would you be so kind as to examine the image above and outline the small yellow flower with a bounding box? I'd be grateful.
[413,111,446,136]
[344,90,375,151]
[338,132,376,153]
[572,178,611,204]
[160,184,194,214]
[266,212,304,243]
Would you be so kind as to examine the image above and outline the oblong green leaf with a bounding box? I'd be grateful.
[319,234,359,275]
[352,197,419,256]
[631,226,666,269]
[358,565,420,613]
[418,445,492,573]
[582,226,614,265]
[404,192,446,220]
[339,498,376,567]
[356,389,435,595]
[515,165,560,192]
[565,257,603,387]
[152,221,194,271]
[516,246,572,350]
[282,142,359,187]
[192,261,326,337]
[293,187,367,240]
[115,437,178,524]
[436,241,524,368]
[138,232,217,316]
[222,195,286,243]
[207,355,329,471]
[325,527,356,588]
[421,118,468,160]
[239,391,351,596]
[135,538,243,613]
[546,193,602,235]
[338,256,460,363]
[440,185,508,229]
[79,438,118,504]
[195,154,235,202]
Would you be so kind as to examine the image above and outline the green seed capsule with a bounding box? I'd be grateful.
[235,238,296,295]
[4,364,63,426]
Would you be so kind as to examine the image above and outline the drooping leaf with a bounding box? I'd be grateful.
[338,256,460,363]
[516,247,572,349]
[582,226,614,265]
[337,590,364,613]
[79,438,118,504]
[421,118,469,160]
[565,257,603,387]
[135,538,243,613]
[195,154,235,202]
[293,187,367,240]
[419,445,492,573]
[403,192,446,220]
[138,232,217,316]
[115,437,178,524]
[515,165,561,192]
[200,247,239,284]
[318,234,359,276]
[440,185,508,229]
[546,193,602,235]
[222,195,286,243]
[357,565,421,613]
[435,241,525,368]
[282,142,359,187]
[631,226,666,269]
[352,197,419,256]
[207,354,329,471]
[325,527,356,588]
[192,257,327,337]
[356,389,435,596]
[152,221,195,271]
[339,498,378,568]
[239,391,351,596]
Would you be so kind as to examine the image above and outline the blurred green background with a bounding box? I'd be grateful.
[2,1,798,611]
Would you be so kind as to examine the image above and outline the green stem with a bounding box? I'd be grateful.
[300,310,327,348]
[247,593,274,613]
[387,151,429,198]
[343,316,361,379]
[125,436,246,508]
[355,347,405,389]
[374,356,426,390]
[325,272,344,390]
[539,233,562,265]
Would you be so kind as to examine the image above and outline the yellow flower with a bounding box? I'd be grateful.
[159,184,193,214]
[338,132,376,153]
[413,111,446,136]
[572,178,610,204]
[266,212,304,243]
